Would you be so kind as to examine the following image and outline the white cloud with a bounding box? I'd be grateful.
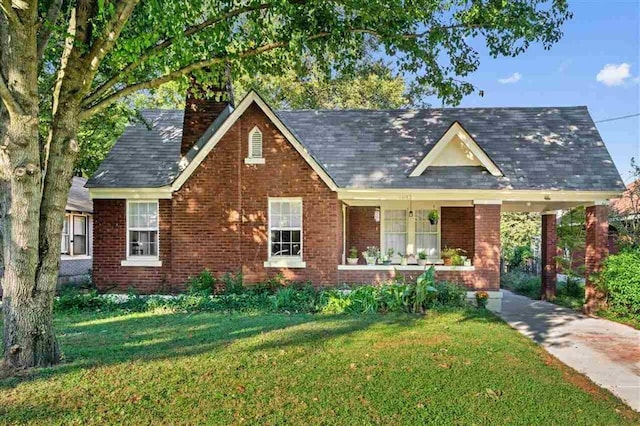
[596,63,631,86]
[498,72,521,84]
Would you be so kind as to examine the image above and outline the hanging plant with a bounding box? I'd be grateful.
[428,209,439,225]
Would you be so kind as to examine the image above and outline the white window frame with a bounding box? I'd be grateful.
[61,213,92,259]
[122,200,162,267]
[381,209,408,262]
[265,197,306,268]
[414,208,441,261]
[245,126,265,165]
[380,203,441,263]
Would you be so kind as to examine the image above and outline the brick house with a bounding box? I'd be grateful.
[87,88,624,311]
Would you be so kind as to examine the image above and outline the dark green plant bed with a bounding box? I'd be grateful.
[1,310,637,424]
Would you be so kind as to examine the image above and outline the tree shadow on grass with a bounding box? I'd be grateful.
[0,311,398,391]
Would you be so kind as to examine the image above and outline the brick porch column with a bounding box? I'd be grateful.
[473,202,501,290]
[540,213,557,300]
[584,204,609,314]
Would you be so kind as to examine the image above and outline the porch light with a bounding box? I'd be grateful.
[374,208,380,223]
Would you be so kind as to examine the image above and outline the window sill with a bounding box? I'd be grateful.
[264,258,306,268]
[121,258,162,267]
[244,157,265,165]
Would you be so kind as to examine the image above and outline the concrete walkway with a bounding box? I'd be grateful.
[498,290,640,411]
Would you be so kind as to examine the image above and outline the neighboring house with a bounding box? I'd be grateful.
[0,177,92,296]
[59,176,93,284]
[87,84,624,311]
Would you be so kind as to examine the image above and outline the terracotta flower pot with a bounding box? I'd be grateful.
[443,257,453,266]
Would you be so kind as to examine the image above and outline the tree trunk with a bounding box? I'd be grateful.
[1,3,61,368]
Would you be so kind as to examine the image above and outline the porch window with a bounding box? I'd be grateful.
[383,209,407,255]
[127,201,159,258]
[269,198,302,258]
[415,209,439,258]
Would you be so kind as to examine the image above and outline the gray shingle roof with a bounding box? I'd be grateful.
[87,104,625,192]
[67,177,93,213]
[87,110,183,188]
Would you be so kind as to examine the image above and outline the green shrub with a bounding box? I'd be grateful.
[601,250,640,317]
[501,270,540,298]
[377,284,407,313]
[344,286,378,313]
[219,272,244,294]
[434,281,467,307]
[321,290,351,314]
[55,290,113,312]
[186,269,217,295]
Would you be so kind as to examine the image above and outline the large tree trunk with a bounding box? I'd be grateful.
[1,2,60,368]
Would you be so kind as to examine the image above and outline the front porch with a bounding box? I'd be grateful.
[339,199,502,291]
[337,190,615,314]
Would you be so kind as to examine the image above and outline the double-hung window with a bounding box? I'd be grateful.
[383,210,407,256]
[266,198,305,268]
[415,209,439,259]
[125,201,160,265]
[60,214,89,257]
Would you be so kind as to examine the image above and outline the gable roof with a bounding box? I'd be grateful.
[87,93,625,193]
[408,121,502,177]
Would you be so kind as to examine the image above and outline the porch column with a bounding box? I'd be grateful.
[584,204,609,314]
[473,202,501,290]
[540,212,557,300]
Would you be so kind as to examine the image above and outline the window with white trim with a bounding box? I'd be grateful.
[60,213,90,256]
[61,216,70,254]
[415,209,439,258]
[269,199,302,258]
[127,201,159,257]
[383,210,407,255]
[248,127,263,159]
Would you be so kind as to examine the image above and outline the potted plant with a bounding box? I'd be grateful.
[417,250,428,266]
[451,249,467,266]
[428,209,439,225]
[347,246,359,265]
[362,246,380,265]
[475,291,489,309]
[382,248,394,265]
[399,253,409,266]
[441,247,459,266]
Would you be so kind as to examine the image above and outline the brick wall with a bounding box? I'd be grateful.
[346,206,380,264]
[584,205,608,313]
[337,269,481,288]
[472,204,501,291]
[93,103,341,292]
[93,199,173,293]
[441,207,474,259]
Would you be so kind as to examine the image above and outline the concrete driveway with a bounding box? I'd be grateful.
[498,290,640,411]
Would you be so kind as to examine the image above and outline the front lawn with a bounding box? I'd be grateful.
[1,309,637,424]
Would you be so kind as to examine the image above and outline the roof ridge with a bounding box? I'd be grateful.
[276,105,589,113]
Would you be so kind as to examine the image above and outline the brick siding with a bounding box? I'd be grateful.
[93,103,341,292]
[441,207,475,259]
[346,206,380,265]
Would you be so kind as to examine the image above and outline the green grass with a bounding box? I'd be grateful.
[1,309,637,424]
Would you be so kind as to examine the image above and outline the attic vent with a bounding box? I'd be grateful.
[249,127,262,158]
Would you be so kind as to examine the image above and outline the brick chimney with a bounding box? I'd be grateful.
[181,69,234,157]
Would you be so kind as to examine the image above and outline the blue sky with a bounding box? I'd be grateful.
[424,0,639,183]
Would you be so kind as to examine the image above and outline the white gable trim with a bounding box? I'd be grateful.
[409,121,503,178]
[171,91,338,191]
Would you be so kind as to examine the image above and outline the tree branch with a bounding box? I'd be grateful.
[36,0,62,62]
[0,73,23,118]
[0,0,22,26]
[82,2,272,107]
[83,0,140,88]
[81,34,331,118]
